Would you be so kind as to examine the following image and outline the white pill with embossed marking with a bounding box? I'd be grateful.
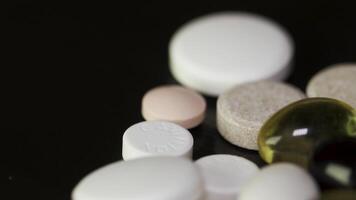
[196,154,259,200]
[122,121,194,160]
[72,157,204,200]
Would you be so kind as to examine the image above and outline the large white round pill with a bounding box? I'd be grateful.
[72,157,204,200]
[122,121,194,160]
[306,63,356,109]
[169,12,293,96]
[195,154,259,200]
[239,163,320,200]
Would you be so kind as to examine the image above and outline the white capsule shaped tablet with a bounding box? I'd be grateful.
[195,154,259,200]
[169,12,293,96]
[239,163,320,200]
[72,157,204,200]
[122,121,194,160]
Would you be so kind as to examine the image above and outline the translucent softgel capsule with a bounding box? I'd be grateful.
[310,138,356,189]
[258,97,356,167]
[320,190,356,200]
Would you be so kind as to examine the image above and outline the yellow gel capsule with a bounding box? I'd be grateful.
[258,97,356,167]
[320,190,356,200]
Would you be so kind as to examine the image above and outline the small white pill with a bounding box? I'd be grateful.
[122,121,194,160]
[195,154,259,200]
[72,157,204,200]
[239,163,320,200]
[306,63,356,109]
[169,12,293,96]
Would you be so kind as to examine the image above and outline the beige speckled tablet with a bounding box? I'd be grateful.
[142,85,206,129]
[217,81,305,150]
[306,63,356,109]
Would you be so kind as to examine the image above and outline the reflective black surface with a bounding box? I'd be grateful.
[4,1,356,199]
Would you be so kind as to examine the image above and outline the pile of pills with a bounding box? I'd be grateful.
[72,12,356,200]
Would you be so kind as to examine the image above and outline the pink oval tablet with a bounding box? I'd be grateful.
[142,85,206,129]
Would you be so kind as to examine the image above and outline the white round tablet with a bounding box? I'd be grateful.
[169,12,293,96]
[122,121,194,160]
[239,163,320,200]
[195,154,259,200]
[72,157,204,200]
[306,63,356,109]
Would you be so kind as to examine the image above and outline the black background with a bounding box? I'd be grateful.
[3,1,356,199]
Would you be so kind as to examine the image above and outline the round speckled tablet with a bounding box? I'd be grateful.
[122,121,194,160]
[142,85,206,129]
[217,81,305,150]
[306,63,356,109]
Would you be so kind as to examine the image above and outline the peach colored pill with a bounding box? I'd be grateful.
[142,85,206,129]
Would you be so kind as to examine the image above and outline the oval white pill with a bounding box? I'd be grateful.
[239,163,320,200]
[72,157,204,200]
[142,85,206,129]
[122,121,194,160]
[306,63,356,109]
[217,81,305,150]
[195,154,259,200]
[169,12,293,96]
